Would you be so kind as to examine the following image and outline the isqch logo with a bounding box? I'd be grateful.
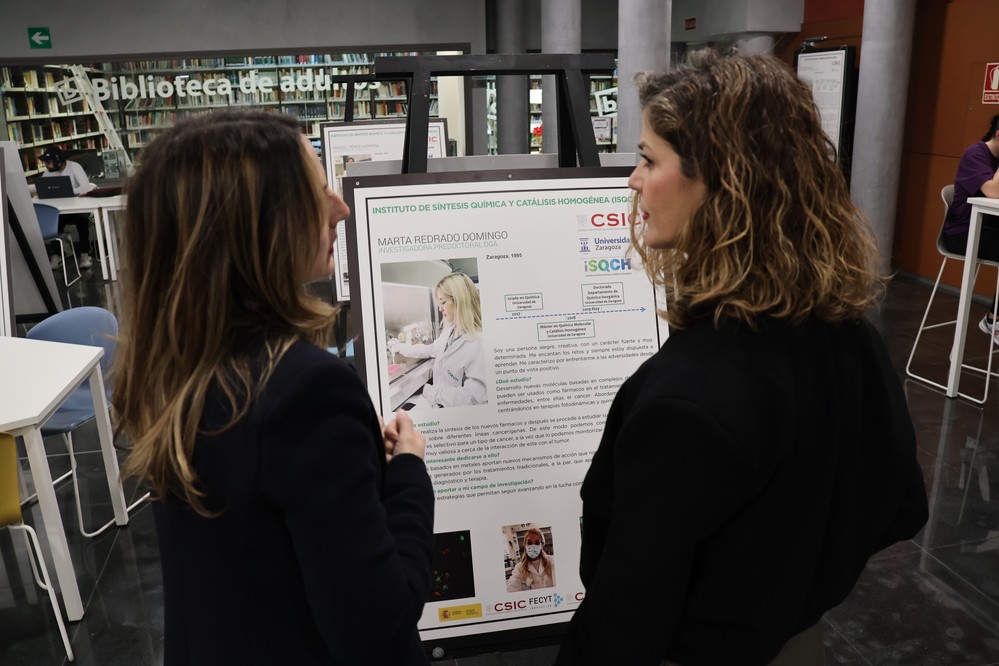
[583,257,632,273]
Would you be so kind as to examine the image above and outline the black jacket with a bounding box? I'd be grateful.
[154,340,434,665]
[556,317,928,665]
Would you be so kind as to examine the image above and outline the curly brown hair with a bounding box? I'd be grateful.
[629,49,883,330]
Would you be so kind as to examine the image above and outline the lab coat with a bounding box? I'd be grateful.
[506,555,556,592]
[394,322,487,408]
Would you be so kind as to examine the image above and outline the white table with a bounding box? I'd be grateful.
[42,195,126,282]
[0,336,129,621]
[946,196,999,398]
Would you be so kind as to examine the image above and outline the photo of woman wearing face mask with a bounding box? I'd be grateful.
[504,525,556,592]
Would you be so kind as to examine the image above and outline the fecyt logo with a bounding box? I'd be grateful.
[553,593,564,608]
[583,258,631,273]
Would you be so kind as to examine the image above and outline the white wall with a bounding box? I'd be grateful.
[671,0,802,42]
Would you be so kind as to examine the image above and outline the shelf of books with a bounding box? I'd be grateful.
[110,52,440,162]
[0,65,109,176]
[484,69,618,155]
[1,51,446,171]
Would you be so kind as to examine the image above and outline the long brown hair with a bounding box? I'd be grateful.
[114,112,334,514]
[630,49,883,329]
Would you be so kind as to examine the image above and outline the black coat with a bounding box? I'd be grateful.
[556,317,928,666]
[154,340,434,665]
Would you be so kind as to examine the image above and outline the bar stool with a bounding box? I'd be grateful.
[906,184,999,404]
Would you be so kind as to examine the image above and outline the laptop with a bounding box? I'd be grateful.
[36,175,75,199]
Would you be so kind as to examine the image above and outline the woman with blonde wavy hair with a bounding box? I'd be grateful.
[505,526,555,592]
[557,50,927,666]
[114,111,434,665]
[389,271,487,408]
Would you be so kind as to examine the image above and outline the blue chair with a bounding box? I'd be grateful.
[33,202,80,288]
[25,306,122,538]
[1,432,75,661]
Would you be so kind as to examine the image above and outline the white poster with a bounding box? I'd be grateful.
[320,119,448,301]
[797,50,847,151]
[346,169,666,645]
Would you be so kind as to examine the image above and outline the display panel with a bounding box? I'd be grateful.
[321,119,449,301]
[344,168,666,648]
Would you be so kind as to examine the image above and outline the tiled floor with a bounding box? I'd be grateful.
[2,270,998,665]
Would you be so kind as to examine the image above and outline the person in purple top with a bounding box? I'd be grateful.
[943,114,999,342]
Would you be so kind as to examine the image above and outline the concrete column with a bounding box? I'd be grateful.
[617,0,671,155]
[850,0,917,276]
[496,0,529,154]
[541,0,581,155]
[735,33,776,55]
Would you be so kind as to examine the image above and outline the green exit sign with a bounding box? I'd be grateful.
[28,27,51,49]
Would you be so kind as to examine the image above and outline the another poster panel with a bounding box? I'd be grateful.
[320,119,448,301]
[345,169,666,645]
[796,49,848,151]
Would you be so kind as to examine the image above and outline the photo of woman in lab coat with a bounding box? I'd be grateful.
[389,272,488,408]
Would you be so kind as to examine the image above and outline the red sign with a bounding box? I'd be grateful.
[685,17,696,31]
[984,63,999,104]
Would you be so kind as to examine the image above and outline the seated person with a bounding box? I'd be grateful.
[32,146,97,269]
[942,114,999,341]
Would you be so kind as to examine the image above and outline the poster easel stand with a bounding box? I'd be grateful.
[375,53,617,173]
[358,54,617,663]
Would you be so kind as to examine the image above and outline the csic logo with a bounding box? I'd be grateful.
[579,237,591,253]
[589,212,632,228]
[493,600,528,613]
[553,593,564,608]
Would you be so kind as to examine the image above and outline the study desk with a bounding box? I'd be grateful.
[0,336,129,621]
[42,195,126,282]
[946,196,999,398]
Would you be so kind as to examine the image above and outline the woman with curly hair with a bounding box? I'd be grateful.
[556,50,927,666]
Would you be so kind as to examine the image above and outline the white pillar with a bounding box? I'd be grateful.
[496,0,529,154]
[735,33,776,55]
[617,0,671,155]
[850,0,917,276]
[541,0,581,155]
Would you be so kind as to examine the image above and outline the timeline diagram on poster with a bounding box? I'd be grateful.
[344,169,667,645]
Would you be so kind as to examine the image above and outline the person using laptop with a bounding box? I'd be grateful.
[34,146,96,269]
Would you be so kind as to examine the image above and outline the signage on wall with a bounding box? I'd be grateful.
[984,63,999,105]
[685,17,696,31]
[54,68,376,107]
[27,27,51,49]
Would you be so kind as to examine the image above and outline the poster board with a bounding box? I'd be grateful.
[2,141,63,324]
[343,167,666,655]
[0,149,12,336]
[320,118,449,301]
[796,46,857,178]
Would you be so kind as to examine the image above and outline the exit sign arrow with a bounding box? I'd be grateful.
[28,27,51,49]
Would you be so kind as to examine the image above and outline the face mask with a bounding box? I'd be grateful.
[525,544,542,559]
